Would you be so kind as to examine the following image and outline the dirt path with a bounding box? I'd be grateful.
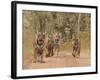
[23,51,90,69]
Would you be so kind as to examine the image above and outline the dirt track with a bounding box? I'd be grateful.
[23,51,90,69]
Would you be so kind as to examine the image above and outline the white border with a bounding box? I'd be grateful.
[17,3,96,77]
